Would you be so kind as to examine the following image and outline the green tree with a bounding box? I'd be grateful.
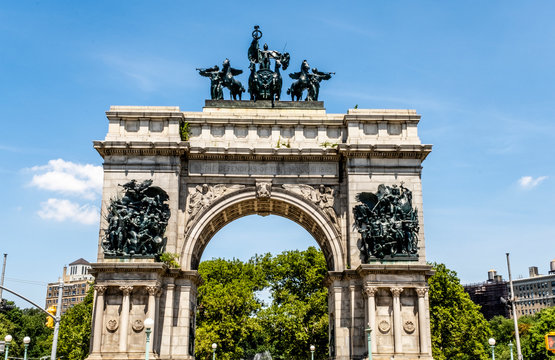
[195,257,267,360]
[521,307,555,360]
[258,247,328,360]
[57,287,94,360]
[429,263,492,360]
[0,302,52,358]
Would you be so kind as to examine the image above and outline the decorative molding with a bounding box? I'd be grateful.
[256,182,272,199]
[390,287,404,297]
[146,285,160,296]
[363,286,378,297]
[416,288,428,298]
[119,286,133,296]
[281,184,339,230]
[106,318,118,332]
[378,320,390,334]
[403,320,416,334]
[187,184,245,224]
[132,319,144,332]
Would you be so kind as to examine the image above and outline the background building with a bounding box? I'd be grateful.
[45,258,94,315]
[512,260,555,317]
[464,269,510,319]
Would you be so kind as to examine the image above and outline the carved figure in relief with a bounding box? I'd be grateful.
[354,182,419,261]
[187,184,245,222]
[281,184,340,230]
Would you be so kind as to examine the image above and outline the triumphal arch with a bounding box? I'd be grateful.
[87,27,434,360]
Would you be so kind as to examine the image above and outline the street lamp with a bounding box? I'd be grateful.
[509,341,514,360]
[310,345,315,360]
[23,336,31,360]
[365,325,372,360]
[4,335,12,360]
[144,317,154,360]
[212,343,217,360]
[488,338,496,360]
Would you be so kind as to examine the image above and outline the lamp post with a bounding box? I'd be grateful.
[509,341,514,360]
[212,343,217,360]
[365,325,372,360]
[23,336,30,360]
[4,335,12,360]
[144,317,154,360]
[310,345,315,360]
[488,338,496,360]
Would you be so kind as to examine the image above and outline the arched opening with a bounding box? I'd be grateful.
[181,188,344,272]
[193,214,331,360]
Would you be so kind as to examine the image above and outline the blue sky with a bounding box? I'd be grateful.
[1,1,554,307]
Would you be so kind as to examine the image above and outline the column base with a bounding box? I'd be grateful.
[86,351,159,360]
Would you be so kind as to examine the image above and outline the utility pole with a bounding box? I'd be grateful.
[0,253,7,300]
[506,253,523,360]
[50,279,64,360]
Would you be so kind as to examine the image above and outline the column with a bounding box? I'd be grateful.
[350,284,356,357]
[416,288,429,355]
[160,284,175,357]
[119,286,133,352]
[91,285,107,353]
[390,287,404,354]
[146,285,160,354]
[363,286,378,354]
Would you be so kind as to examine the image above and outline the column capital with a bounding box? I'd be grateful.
[363,286,378,297]
[146,285,161,296]
[119,285,133,295]
[95,285,107,295]
[390,287,404,297]
[416,287,428,298]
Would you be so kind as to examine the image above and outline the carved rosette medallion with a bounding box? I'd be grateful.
[416,288,428,298]
[390,287,404,297]
[106,318,118,332]
[403,320,416,334]
[256,182,272,199]
[120,286,133,296]
[378,320,390,334]
[363,286,378,298]
[132,319,144,332]
[95,285,107,295]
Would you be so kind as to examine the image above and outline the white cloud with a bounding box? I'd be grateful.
[38,198,99,225]
[518,176,548,189]
[29,159,102,200]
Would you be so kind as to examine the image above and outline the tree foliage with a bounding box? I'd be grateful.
[196,257,268,360]
[520,307,555,360]
[57,286,94,360]
[195,247,328,360]
[428,263,492,360]
[0,302,52,358]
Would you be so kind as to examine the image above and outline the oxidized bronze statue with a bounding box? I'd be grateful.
[353,183,419,261]
[288,60,334,101]
[197,59,245,100]
[247,25,290,102]
[197,65,223,100]
[102,179,170,257]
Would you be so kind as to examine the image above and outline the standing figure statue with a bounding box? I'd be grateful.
[288,60,334,101]
[197,65,223,100]
[247,25,290,103]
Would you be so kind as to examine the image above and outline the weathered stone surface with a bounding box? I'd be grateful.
[89,104,434,360]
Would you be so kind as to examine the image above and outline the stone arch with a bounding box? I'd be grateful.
[180,187,344,271]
